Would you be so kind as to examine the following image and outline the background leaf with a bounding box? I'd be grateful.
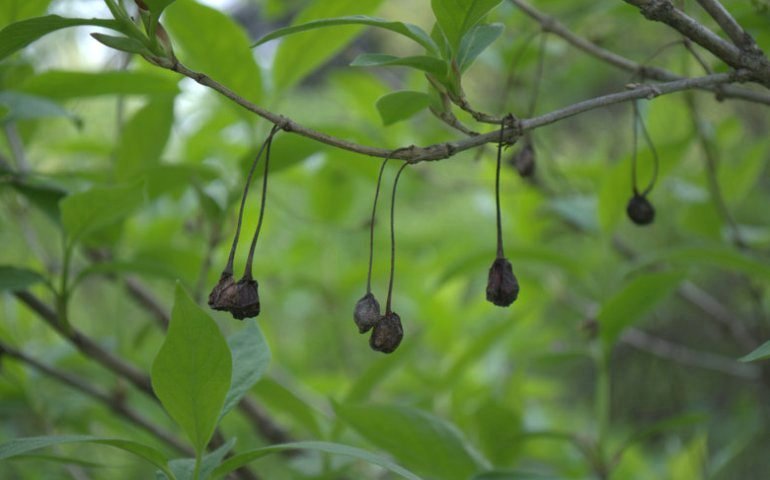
[0,266,45,292]
[351,54,448,77]
[219,321,271,421]
[115,98,175,179]
[20,70,180,100]
[59,182,145,243]
[335,403,485,480]
[739,340,770,362]
[430,0,502,54]
[151,284,232,454]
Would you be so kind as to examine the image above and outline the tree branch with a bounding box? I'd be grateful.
[0,340,193,455]
[509,0,770,105]
[155,57,746,164]
[622,0,770,86]
[694,0,755,49]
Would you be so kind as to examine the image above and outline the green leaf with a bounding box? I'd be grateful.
[60,182,145,243]
[0,91,80,126]
[253,14,438,54]
[151,284,232,455]
[0,435,173,478]
[20,70,180,100]
[619,412,708,452]
[335,403,485,480]
[470,472,558,480]
[142,0,177,16]
[219,321,270,422]
[351,53,448,77]
[457,23,503,71]
[115,98,175,179]
[0,266,45,292]
[164,1,261,104]
[0,15,121,61]
[270,1,386,91]
[376,90,433,126]
[635,246,770,283]
[90,33,150,55]
[739,340,770,362]
[253,377,323,437]
[0,0,52,28]
[211,441,423,480]
[599,271,685,348]
[431,0,502,54]
[163,438,235,480]
[10,178,66,222]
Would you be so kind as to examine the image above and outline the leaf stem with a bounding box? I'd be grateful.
[244,125,280,280]
[385,163,408,314]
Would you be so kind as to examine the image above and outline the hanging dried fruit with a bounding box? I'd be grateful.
[486,115,520,307]
[208,125,279,319]
[627,100,659,227]
[353,157,389,334]
[369,162,408,353]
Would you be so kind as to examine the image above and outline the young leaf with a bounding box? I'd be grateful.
[59,182,145,243]
[0,15,121,61]
[739,340,770,362]
[375,90,433,126]
[0,266,45,292]
[335,403,486,480]
[253,15,439,56]
[20,70,180,100]
[90,33,150,55]
[0,435,174,478]
[151,284,232,455]
[457,23,503,72]
[142,0,177,16]
[351,53,448,77]
[431,0,503,54]
[211,441,423,480]
[599,271,685,348]
[218,321,271,422]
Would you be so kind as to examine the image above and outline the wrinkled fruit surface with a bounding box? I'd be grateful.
[486,257,519,307]
[208,272,237,311]
[511,143,535,178]
[369,311,403,354]
[229,277,260,320]
[626,194,655,225]
[354,292,381,333]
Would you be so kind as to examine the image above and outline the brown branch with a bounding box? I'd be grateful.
[694,0,755,49]
[509,0,770,105]
[622,0,770,86]
[620,327,760,379]
[0,340,193,455]
[153,57,745,164]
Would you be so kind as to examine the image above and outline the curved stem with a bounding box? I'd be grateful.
[385,163,409,314]
[631,101,640,196]
[494,117,511,259]
[635,104,660,196]
[224,126,277,275]
[366,157,390,294]
[244,125,280,280]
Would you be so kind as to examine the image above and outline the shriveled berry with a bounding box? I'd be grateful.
[354,292,381,333]
[486,257,519,307]
[229,277,260,320]
[510,143,535,178]
[626,194,655,225]
[369,311,403,354]
[208,272,237,312]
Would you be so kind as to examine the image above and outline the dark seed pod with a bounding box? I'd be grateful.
[208,272,237,311]
[229,277,260,320]
[354,292,381,333]
[369,311,403,354]
[510,143,535,178]
[486,257,519,307]
[626,193,655,225]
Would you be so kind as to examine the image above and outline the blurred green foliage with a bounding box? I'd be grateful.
[1,0,770,478]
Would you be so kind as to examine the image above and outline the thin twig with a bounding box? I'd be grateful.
[158,57,748,163]
[620,328,760,379]
[0,341,192,455]
[508,0,770,105]
[694,0,754,49]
